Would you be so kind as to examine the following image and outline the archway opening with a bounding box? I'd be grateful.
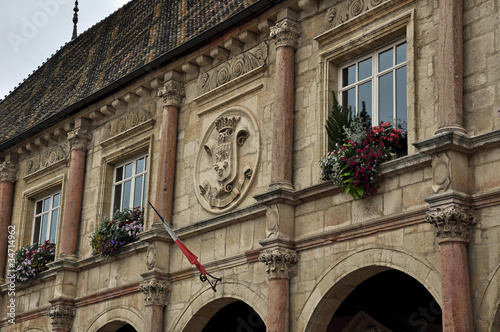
[202,300,266,332]
[97,322,137,332]
[327,270,442,331]
[493,304,500,331]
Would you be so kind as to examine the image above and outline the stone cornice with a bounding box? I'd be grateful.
[425,204,476,242]
[0,160,18,182]
[270,18,302,49]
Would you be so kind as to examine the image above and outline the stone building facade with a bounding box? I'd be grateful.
[0,0,500,331]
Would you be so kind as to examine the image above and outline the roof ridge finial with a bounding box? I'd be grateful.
[72,0,79,40]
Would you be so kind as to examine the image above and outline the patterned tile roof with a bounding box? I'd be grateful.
[0,0,271,148]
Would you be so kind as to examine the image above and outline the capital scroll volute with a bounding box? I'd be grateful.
[270,18,302,49]
[0,160,18,183]
[158,81,185,108]
[425,205,476,242]
[138,279,171,306]
[67,127,92,150]
[259,248,298,278]
[47,304,76,330]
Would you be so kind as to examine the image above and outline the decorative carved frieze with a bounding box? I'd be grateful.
[138,279,171,306]
[0,160,18,182]
[102,101,156,141]
[194,109,260,214]
[67,127,92,150]
[146,242,156,270]
[270,18,301,49]
[198,43,268,96]
[325,0,389,30]
[259,248,298,278]
[26,141,70,176]
[432,152,451,193]
[158,81,185,107]
[47,304,75,330]
[425,205,476,241]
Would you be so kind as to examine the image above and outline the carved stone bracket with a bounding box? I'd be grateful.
[0,160,18,182]
[138,279,171,306]
[67,127,92,150]
[425,205,476,242]
[259,248,298,278]
[325,0,389,30]
[158,81,185,108]
[47,304,76,330]
[270,18,302,49]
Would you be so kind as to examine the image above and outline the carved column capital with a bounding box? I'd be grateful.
[139,279,171,306]
[259,248,298,278]
[47,304,75,330]
[270,18,302,49]
[0,161,18,183]
[158,81,185,108]
[67,127,91,150]
[425,205,476,242]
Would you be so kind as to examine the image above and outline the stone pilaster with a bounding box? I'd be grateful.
[139,272,171,332]
[270,16,301,190]
[154,75,184,225]
[0,160,18,280]
[425,204,475,332]
[259,248,298,332]
[47,303,76,332]
[60,122,91,258]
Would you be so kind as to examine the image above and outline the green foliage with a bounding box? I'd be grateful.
[325,92,353,149]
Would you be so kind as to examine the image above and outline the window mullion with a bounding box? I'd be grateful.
[373,50,379,125]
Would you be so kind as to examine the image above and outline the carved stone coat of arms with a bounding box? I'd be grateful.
[194,109,260,214]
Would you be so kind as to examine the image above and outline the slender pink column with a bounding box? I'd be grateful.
[60,125,91,257]
[0,161,17,279]
[270,18,301,189]
[439,239,473,331]
[437,0,464,133]
[426,205,476,331]
[154,79,184,224]
[259,248,297,332]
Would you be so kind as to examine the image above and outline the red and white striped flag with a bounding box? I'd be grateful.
[149,202,207,276]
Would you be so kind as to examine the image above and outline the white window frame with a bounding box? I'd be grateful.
[111,154,148,213]
[338,38,407,126]
[31,192,61,244]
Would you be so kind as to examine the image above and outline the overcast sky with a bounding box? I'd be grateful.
[0,0,130,99]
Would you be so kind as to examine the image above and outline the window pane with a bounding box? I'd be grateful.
[53,193,60,208]
[136,157,145,173]
[122,180,132,209]
[378,48,393,72]
[134,176,144,208]
[358,58,372,81]
[124,163,133,179]
[396,42,407,65]
[33,216,41,244]
[358,81,373,122]
[43,198,51,212]
[113,184,122,212]
[41,214,49,242]
[379,72,394,124]
[115,166,123,182]
[342,64,356,87]
[50,210,59,243]
[36,200,43,214]
[396,66,407,125]
[342,88,356,113]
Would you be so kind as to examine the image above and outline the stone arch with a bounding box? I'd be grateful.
[296,245,442,332]
[474,262,500,331]
[85,306,144,332]
[171,281,267,332]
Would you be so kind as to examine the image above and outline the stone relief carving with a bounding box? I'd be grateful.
[198,43,268,95]
[26,141,70,176]
[0,160,19,182]
[325,0,389,30]
[47,304,75,330]
[432,152,451,193]
[259,248,298,278]
[103,100,156,140]
[194,109,260,214]
[138,279,171,306]
[425,205,476,242]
